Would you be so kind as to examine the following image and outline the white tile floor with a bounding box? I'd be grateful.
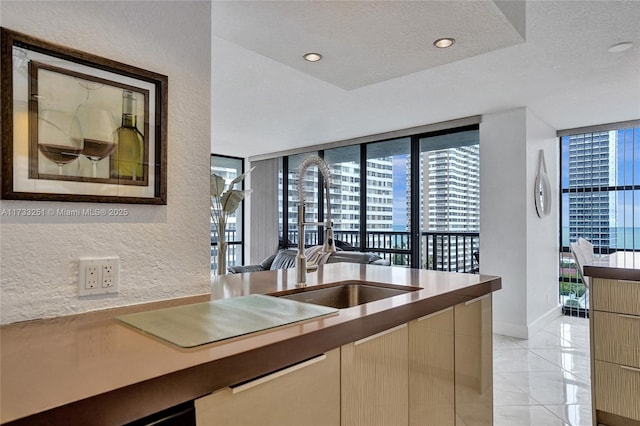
[494,315,593,426]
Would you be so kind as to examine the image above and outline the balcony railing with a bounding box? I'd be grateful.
[283,229,479,273]
[211,229,242,272]
[558,245,636,316]
[422,231,480,273]
[213,228,480,274]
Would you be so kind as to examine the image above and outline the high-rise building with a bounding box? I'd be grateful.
[421,145,480,270]
[279,156,396,247]
[364,159,395,230]
[567,131,617,248]
[278,143,480,270]
[422,145,480,232]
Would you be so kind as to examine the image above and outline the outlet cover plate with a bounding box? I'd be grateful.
[79,257,119,296]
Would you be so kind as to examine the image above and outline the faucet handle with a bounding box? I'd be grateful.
[296,252,307,286]
[323,227,336,253]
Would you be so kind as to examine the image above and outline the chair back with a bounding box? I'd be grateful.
[577,237,594,265]
[570,241,590,288]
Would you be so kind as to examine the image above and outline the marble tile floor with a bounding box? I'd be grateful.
[494,315,593,426]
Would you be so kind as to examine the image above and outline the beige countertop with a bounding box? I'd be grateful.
[584,251,640,281]
[0,263,500,425]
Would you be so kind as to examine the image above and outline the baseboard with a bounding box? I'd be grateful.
[493,320,528,339]
[493,304,562,339]
[527,304,563,337]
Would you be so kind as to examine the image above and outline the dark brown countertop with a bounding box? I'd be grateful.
[583,251,640,281]
[1,263,500,425]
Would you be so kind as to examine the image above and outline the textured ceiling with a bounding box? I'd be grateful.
[213,1,525,90]
[211,1,640,157]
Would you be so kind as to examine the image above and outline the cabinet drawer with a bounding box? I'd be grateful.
[594,311,640,368]
[195,348,340,426]
[592,278,640,315]
[595,360,640,421]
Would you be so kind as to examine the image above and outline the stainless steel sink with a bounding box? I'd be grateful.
[276,281,421,309]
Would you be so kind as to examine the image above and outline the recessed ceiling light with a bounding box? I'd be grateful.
[608,42,633,53]
[433,38,455,49]
[303,52,323,62]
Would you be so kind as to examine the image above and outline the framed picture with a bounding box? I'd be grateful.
[1,27,168,204]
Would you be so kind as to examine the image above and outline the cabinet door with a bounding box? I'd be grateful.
[454,294,493,426]
[593,310,640,368]
[195,348,340,426]
[409,308,455,426]
[594,360,640,421]
[341,324,408,426]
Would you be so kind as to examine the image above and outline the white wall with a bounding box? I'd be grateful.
[480,108,529,337]
[525,110,561,333]
[480,107,560,339]
[0,1,212,324]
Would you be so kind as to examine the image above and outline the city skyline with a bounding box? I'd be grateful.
[562,127,640,250]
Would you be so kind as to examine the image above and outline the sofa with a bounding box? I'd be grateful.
[227,248,390,274]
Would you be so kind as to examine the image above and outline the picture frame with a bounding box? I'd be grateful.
[1,27,168,204]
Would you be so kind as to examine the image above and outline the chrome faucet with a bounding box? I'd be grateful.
[296,155,336,286]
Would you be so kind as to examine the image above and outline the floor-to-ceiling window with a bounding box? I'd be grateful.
[419,127,480,272]
[278,152,320,247]
[324,145,361,249]
[275,122,480,270]
[211,154,245,271]
[365,138,411,266]
[559,123,640,315]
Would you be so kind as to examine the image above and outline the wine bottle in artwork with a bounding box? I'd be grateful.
[110,90,143,180]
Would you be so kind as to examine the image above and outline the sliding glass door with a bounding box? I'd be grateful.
[364,138,411,266]
[275,124,480,270]
[211,154,245,271]
[419,128,480,272]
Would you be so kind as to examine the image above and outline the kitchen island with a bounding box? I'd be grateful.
[0,263,500,425]
[583,251,640,426]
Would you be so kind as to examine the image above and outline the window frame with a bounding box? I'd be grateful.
[210,154,245,271]
[558,123,640,316]
[277,124,479,270]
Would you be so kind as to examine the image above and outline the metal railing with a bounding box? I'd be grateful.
[211,229,242,271]
[283,229,479,273]
[558,245,638,316]
[558,250,589,316]
[422,231,480,273]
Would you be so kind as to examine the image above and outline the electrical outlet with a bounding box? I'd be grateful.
[101,258,119,291]
[79,256,119,296]
[102,265,113,287]
[86,265,99,289]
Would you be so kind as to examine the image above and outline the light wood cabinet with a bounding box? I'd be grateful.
[594,360,640,422]
[591,278,640,316]
[342,300,492,426]
[196,300,494,426]
[593,311,640,368]
[590,277,640,425]
[195,348,340,426]
[454,294,493,426]
[409,307,455,426]
[341,324,409,426]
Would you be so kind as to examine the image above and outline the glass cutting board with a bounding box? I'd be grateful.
[116,294,338,348]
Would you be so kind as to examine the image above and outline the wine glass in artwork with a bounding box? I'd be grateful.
[75,81,117,178]
[37,110,83,175]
